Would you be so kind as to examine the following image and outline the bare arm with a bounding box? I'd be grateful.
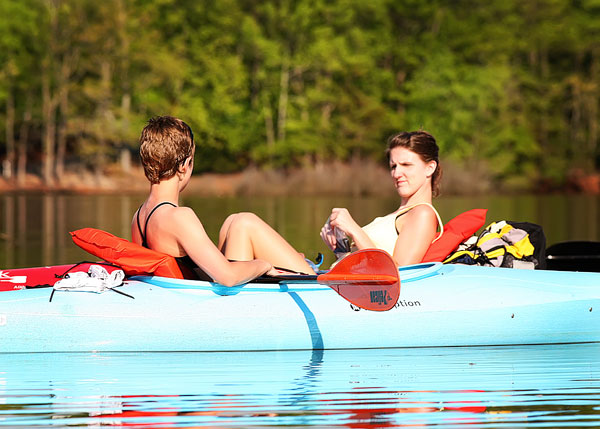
[326,208,376,250]
[392,205,438,266]
[172,208,271,287]
[326,205,437,266]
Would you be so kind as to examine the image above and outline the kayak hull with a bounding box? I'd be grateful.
[1,263,599,352]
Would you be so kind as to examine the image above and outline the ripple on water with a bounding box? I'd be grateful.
[1,344,599,427]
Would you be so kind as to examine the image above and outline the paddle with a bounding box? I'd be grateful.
[545,241,600,272]
[267,249,400,311]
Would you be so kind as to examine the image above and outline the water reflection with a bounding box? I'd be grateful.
[42,194,54,266]
[2,195,14,268]
[0,344,598,427]
[0,192,598,269]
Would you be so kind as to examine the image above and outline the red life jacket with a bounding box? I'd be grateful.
[421,209,487,262]
[71,228,184,278]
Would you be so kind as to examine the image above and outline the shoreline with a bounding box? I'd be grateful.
[0,163,598,196]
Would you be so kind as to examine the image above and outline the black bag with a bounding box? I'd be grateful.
[507,221,546,269]
[444,220,547,269]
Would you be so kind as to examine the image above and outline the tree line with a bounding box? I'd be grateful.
[1,0,599,190]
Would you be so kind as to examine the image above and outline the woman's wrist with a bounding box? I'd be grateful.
[344,222,362,242]
[260,260,272,275]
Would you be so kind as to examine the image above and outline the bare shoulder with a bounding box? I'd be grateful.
[171,206,198,219]
[398,204,438,227]
[169,206,205,231]
[409,204,437,218]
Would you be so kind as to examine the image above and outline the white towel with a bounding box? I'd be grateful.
[53,265,125,293]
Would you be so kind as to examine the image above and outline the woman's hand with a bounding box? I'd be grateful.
[326,208,377,252]
[321,208,361,253]
[266,264,294,277]
[320,219,337,251]
[328,208,359,237]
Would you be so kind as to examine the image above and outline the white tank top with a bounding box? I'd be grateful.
[361,203,444,255]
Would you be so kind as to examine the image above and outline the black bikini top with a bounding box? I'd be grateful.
[136,201,202,280]
[136,201,177,249]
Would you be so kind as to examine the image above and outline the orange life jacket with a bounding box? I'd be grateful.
[421,209,487,262]
[71,228,184,278]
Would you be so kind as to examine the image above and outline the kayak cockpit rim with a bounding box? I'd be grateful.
[131,261,444,289]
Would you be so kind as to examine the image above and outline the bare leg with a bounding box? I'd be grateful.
[218,213,236,251]
[219,212,315,274]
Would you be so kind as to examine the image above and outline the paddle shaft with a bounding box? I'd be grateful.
[253,249,400,311]
[257,273,398,285]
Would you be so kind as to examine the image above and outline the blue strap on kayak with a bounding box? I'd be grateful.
[305,253,324,272]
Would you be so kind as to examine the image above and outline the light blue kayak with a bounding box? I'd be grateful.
[1,263,599,352]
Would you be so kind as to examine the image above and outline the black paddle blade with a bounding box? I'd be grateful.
[546,241,600,272]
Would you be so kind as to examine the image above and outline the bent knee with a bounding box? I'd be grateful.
[230,212,262,229]
[222,213,239,226]
[220,214,236,234]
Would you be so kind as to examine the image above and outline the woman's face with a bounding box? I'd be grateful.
[388,146,437,198]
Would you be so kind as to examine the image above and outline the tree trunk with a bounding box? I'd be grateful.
[4,91,15,181]
[589,50,599,169]
[538,46,549,170]
[277,56,289,142]
[117,0,131,173]
[264,95,275,150]
[16,94,33,187]
[42,69,56,186]
[56,63,70,183]
[321,103,333,129]
[95,59,112,177]
[250,61,260,109]
[41,0,60,187]
[120,93,132,173]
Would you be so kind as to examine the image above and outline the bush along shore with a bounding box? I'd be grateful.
[0,160,598,196]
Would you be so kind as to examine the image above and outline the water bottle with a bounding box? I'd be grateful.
[333,227,351,259]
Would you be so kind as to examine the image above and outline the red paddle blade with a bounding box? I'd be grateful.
[317,249,400,311]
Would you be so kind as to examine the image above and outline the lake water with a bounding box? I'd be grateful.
[1,192,599,427]
[1,345,599,427]
[0,192,599,268]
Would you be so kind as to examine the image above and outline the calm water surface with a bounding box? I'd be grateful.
[1,345,599,427]
[0,192,598,268]
[1,192,599,427]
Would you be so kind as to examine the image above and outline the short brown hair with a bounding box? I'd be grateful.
[386,131,442,197]
[139,116,195,184]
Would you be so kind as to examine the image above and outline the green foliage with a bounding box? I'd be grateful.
[1,0,599,188]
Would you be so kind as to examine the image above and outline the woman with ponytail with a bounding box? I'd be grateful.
[321,131,444,266]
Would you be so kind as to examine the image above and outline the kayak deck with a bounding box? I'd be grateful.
[1,263,599,352]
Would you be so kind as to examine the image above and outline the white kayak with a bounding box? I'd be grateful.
[1,255,599,353]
